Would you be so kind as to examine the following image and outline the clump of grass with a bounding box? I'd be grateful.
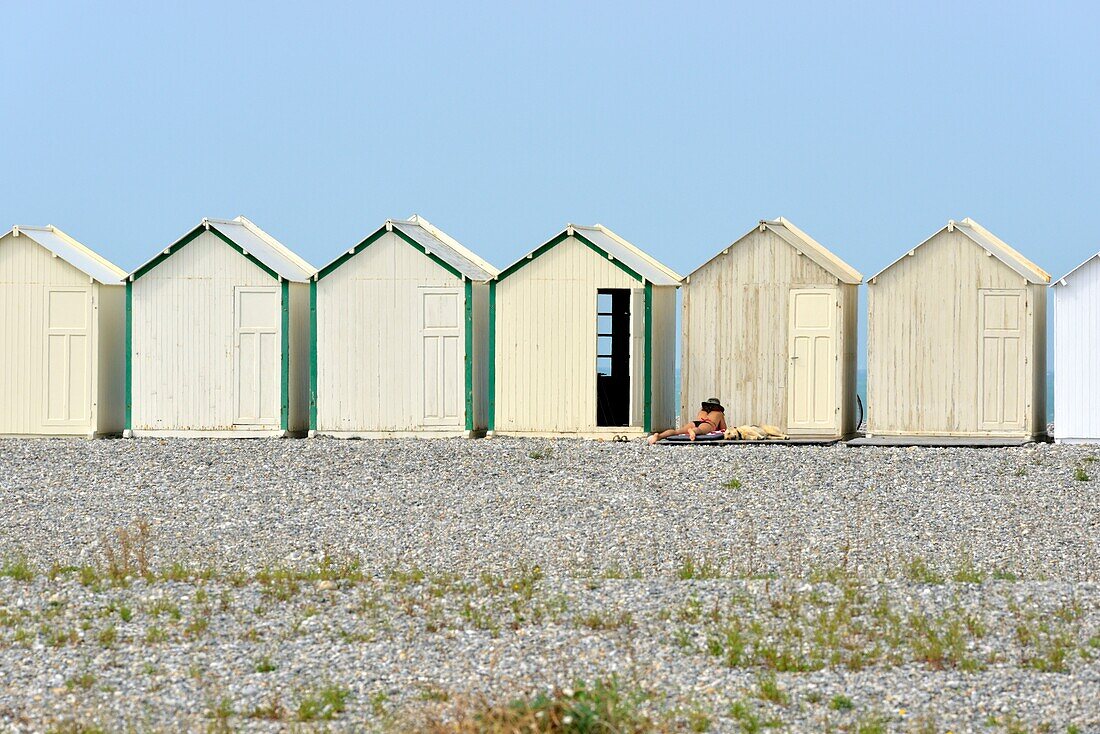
[97,625,117,648]
[1074,466,1090,482]
[255,656,277,673]
[951,549,984,583]
[0,556,34,582]
[855,712,889,734]
[297,685,351,722]
[729,700,782,733]
[65,672,96,690]
[528,445,554,460]
[678,556,723,580]
[101,518,152,583]
[723,478,742,490]
[829,694,854,711]
[903,557,945,584]
[247,693,287,721]
[413,678,654,733]
[754,673,788,705]
[575,609,634,630]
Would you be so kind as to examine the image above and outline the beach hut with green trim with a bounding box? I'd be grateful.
[125,217,315,437]
[310,215,498,437]
[489,224,682,437]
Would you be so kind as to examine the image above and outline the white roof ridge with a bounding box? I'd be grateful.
[1052,251,1100,286]
[589,224,685,282]
[403,214,499,277]
[229,216,317,275]
[869,218,1049,284]
[8,224,127,283]
[957,217,1050,282]
[766,217,862,284]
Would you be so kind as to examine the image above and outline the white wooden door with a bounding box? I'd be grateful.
[979,289,1026,431]
[787,288,838,433]
[421,288,462,426]
[234,287,279,426]
[44,287,92,425]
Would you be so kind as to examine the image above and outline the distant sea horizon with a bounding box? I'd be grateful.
[673,369,1057,423]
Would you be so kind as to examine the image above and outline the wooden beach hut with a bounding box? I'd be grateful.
[865,218,1050,441]
[126,217,315,437]
[489,224,681,437]
[311,215,498,437]
[1052,251,1100,443]
[0,225,126,437]
[681,218,862,439]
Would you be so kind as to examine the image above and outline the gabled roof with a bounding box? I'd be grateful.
[316,215,498,282]
[687,217,862,284]
[870,218,1050,284]
[1051,251,1100,287]
[130,216,315,282]
[6,225,126,284]
[497,223,683,286]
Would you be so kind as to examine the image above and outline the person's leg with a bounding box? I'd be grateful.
[647,423,695,445]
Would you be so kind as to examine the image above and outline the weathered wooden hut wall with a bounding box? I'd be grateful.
[494,235,641,433]
[867,228,1044,437]
[1053,255,1100,442]
[131,231,279,431]
[0,232,123,436]
[681,226,857,436]
[315,231,467,433]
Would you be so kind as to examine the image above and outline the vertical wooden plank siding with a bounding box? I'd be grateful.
[493,236,644,433]
[124,279,132,431]
[649,286,678,431]
[314,232,464,433]
[464,278,473,432]
[309,279,318,431]
[643,281,653,432]
[867,229,1042,437]
[1053,258,1100,441]
[488,280,496,431]
[680,227,856,436]
[280,279,290,431]
[130,231,277,431]
[0,233,102,435]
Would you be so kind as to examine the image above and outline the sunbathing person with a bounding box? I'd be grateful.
[647,398,727,444]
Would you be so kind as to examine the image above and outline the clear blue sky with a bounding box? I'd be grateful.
[3,1,1097,367]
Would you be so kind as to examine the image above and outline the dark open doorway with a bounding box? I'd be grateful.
[596,289,631,426]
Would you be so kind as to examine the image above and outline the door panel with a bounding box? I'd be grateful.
[787,288,838,433]
[979,290,1026,430]
[234,287,279,426]
[44,288,91,425]
[421,288,462,426]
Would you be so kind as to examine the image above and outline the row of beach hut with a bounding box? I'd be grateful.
[0,215,1094,442]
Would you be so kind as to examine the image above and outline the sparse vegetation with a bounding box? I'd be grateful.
[829,694,853,711]
[723,478,742,490]
[296,685,351,722]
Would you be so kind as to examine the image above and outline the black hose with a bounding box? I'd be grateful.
[856,394,864,432]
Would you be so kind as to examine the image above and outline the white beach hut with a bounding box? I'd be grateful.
[0,225,126,436]
[866,218,1050,441]
[1052,251,1100,443]
[126,217,315,437]
[311,215,498,437]
[489,224,682,437]
[681,218,862,439]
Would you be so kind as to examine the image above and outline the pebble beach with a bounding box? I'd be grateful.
[0,437,1097,732]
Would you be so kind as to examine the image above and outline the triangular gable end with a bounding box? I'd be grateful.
[8,225,127,284]
[870,219,1049,285]
[129,219,313,283]
[685,218,861,284]
[1053,251,1100,288]
[496,224,680,285]
[315,220,479,282]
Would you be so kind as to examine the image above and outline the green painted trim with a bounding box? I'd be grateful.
[487,281,496,432]
[124,280,132,430]
[309,279,318,431]
[643,281,653,433]
[280,280,290,431]
[316,226,388,280]
[392,228,465,280]
[131,224,282,283]
[464,279,474,432]
[316,225,465,282]
[495,230,644,284]
[212,228,281,281]
[130,226,204,280]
